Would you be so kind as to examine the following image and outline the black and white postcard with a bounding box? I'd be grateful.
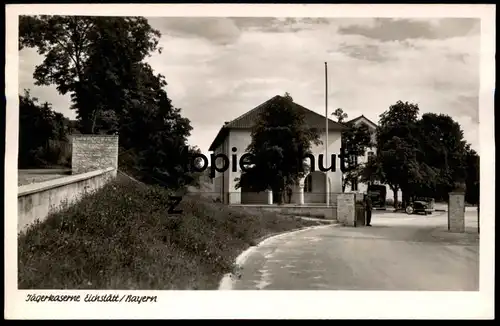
[4,3,495,320]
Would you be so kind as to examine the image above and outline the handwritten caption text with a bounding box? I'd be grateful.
[26,293,157,304]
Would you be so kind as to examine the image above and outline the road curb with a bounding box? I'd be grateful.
[218,223,339,290]
[252,220,338,245]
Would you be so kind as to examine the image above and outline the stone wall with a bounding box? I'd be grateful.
[71,135,119,175]
[18,168,116,233]
[337,193,355,226]
[18,134,120,232]
[448,192,465,233]
[230,204,337,220]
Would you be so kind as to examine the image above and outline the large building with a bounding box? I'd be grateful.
[208,95,348,205]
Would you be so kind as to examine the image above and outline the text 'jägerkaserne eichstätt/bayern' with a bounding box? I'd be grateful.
[25,293,158,304]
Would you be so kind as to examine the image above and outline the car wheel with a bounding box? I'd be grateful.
[405,205,414,215]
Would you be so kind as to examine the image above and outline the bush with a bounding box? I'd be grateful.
[19,140,72,168]
[18,177,321,290]
[45,139,72,167]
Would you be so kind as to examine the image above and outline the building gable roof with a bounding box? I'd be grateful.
[345,115,378,130]
[209,95,348,151]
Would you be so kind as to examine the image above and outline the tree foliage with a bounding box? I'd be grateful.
[415,112,468,198]
[235,94,321,204]
[19,89,71,168]
[331,108,374,191]
[19,15,197,190]
[464,145,480,205]
[19,15,161,134]
[361,100,474,207]
[332,108,348,123]
[342,121,374,191]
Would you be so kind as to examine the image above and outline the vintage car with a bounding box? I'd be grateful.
[367,184,387,210]
[405,197,434,215]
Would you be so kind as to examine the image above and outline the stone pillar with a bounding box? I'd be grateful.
[337,193,356,227]
[267,189,273,205]
[448,192,465,233]
[298,184,305,205]
[228,192,241,205]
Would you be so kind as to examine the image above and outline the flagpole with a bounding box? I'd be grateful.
[325,62,330,206]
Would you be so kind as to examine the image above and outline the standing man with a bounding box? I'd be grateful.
[365,193,373,226]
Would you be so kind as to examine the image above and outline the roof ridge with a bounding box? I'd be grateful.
[346,114,378,128]
[226,95,281,128]
[209,96,350,151]
[291,101,344,127]
[230,94,345,128]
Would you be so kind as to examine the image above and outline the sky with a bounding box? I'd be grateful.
[18,17,481,157]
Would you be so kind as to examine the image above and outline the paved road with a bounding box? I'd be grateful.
[229,210,479,291]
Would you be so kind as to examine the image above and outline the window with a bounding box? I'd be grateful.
[304,174,312,193]
[351,178,358,191]
[367,151,374,159]
[349,155,358,166]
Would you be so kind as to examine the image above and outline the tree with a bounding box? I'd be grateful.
[332,108,348,123]
[235,94,321,204]
[361,101,469,208]
[19,15,161,134]
[341,122,374,192]
[361,101,422,208]
[415,113,468,199]
[331,109,374,192]
[18,89,70,168]
[464,145,479,205]
[20,15,197,190]
[109,62,195,190]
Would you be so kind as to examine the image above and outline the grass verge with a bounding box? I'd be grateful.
[18,176,324,290]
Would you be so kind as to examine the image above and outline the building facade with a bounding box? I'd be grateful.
[208,95,348,205]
